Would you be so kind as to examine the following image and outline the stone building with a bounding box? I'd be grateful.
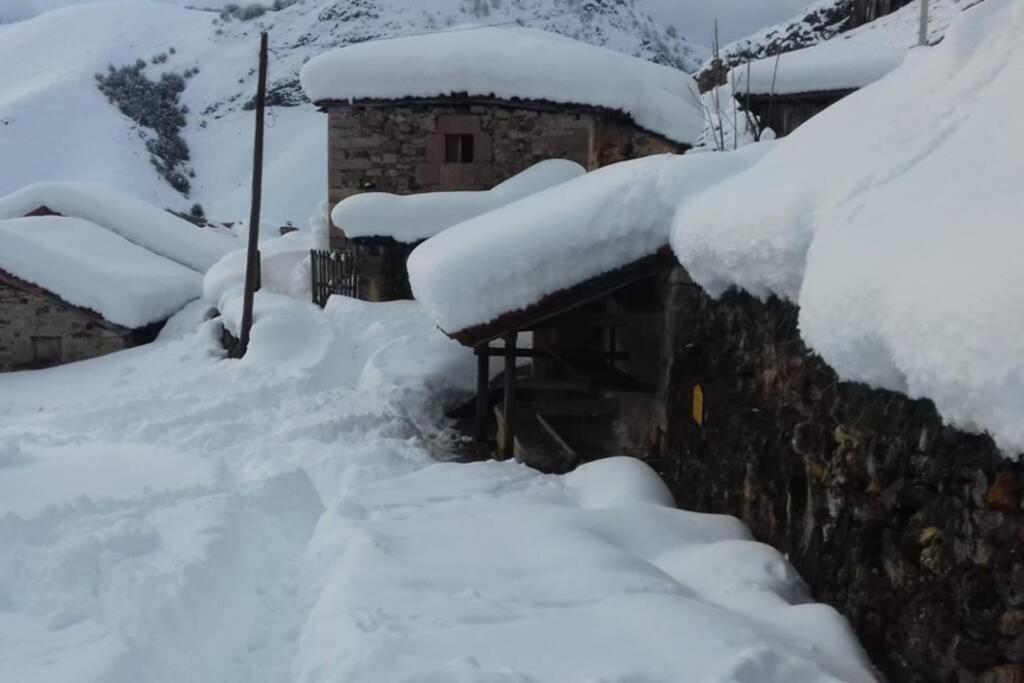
[0,272,160,371]
[300,26,704,300]
[0,213,202,372]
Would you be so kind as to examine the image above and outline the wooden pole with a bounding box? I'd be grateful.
[475,343,489,443]
[918,0,930,46]
[236,31,269,357]
[502,333,517,459]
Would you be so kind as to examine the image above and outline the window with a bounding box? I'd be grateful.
[31,336,62,368]
[444,134,475,163]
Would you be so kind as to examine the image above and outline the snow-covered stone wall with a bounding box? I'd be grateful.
[0,278,148,371]
[657,280,1023,682]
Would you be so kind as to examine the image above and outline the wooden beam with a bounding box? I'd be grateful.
[475,343,489,443]
[502,333,517,459]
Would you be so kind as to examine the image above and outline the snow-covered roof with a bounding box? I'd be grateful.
[0,216,201,328]
[736,0,963,96]
[672,0,1024,454]
[0,182,238,272]
[300,27,706,145]
[408,146,771,337]
[740,41,905,96]
[333,160,586,243]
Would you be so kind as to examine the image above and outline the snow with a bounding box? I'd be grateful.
[0,0,703,225]
[301,26,706,145]
[333,160,586,243]
[736,0,963,95]
[409,145,772,336]
[0,216,200,328]
[0,246,875,680]
[741,41,905,95]
[672,0,1024,454]
[0,182,237,272]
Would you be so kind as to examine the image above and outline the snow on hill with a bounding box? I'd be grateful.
[0,0,705,226]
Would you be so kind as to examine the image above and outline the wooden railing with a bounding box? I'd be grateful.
[310,248,357,306]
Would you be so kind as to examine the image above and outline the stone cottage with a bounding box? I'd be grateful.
[0,182,232,371]
[300,26,705,300]
[0,215,201,371]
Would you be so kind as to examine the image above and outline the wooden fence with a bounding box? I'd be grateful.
[310,248,357,306]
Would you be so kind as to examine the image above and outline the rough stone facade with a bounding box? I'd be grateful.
[0,276,157,371]
[652,274,1024,682]
[322,97,684,301]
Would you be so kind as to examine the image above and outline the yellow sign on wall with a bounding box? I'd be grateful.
[692,384,704,426]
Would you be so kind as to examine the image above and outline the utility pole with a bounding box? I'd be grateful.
[918,0,930,46]
[236,31,268,357]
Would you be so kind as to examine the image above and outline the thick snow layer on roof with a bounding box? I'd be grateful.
[738,0,963,95]
[301,27,706,145]
[672,0,1024,454]
[0,182,238,272]
[334,160,586,243]
[409,146,772,336]
[0,216,200,328]
[741,41,905,95]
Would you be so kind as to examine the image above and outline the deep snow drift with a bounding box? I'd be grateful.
[301,26,706,145]
[0,233,875,682]
[672,0,1024,454]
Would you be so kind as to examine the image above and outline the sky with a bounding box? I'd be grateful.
[638,0,814,44]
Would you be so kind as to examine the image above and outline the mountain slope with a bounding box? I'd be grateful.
[0,0,706,225]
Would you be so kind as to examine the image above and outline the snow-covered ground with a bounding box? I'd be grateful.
[0,238,875,681]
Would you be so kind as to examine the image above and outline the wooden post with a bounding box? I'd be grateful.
[236,31,269,357]
[475,343,489,443]
[502,333,517,459]
[918,0,930,46]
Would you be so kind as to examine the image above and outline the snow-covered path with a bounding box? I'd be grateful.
[0,296,875,682]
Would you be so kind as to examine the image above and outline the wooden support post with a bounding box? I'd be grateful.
[918,0,930,46]
[236,31,269,357]
[475,343,489,443]
[502,333,517,459]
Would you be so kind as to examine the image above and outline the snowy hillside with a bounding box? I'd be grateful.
[0,0,705,225]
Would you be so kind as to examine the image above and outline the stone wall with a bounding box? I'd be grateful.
[325,97,683,249]
[0,277,150,371]
[656,273,1024,682]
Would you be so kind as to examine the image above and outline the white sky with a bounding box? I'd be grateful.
[638,0,814,45]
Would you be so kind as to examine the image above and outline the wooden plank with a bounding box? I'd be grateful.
[535,413,577,458]
[450,249,675,347]
[502,333,516,459]
[475,343,489,443]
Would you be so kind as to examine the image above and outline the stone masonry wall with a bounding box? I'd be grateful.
[326,98,682,246]
[0,278,135,371]
[656,274,1024,682]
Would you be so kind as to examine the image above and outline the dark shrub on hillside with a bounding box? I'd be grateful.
[96,62,193,194]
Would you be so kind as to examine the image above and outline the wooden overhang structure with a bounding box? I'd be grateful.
[446,247,676,470]
[739,88,857,138]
